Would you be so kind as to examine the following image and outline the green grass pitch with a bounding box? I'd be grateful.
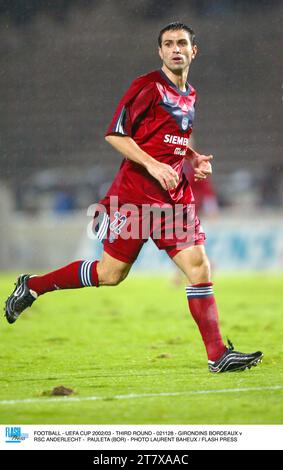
[0,273,282,424]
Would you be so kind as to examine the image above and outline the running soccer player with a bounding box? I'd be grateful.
[4,22,263,373]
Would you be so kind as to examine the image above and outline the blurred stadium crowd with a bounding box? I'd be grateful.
[0,0,282,215]
[0,1,280,25]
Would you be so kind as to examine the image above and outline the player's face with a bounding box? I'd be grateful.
[158,30,197,73]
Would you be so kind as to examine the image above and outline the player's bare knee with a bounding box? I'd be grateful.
[100,270,120,286]
[200,258,211,280]
[96,253,132,287]
[97,264,129,286]
[190,249,205,268]
[109,269,129,286]
[106,273,122,286]
[190,252,211,283]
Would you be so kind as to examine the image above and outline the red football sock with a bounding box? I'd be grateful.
[27,260,99,296]
[186,282,226,361]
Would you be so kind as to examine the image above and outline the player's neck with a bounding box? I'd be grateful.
[161,65,189,92]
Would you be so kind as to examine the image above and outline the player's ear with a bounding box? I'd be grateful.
[191,44,198,59]
[158,47,163,61]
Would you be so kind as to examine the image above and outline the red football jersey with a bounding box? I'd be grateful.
[102,70,197,206]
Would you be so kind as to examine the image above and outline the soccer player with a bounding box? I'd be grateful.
[5,22,263,373]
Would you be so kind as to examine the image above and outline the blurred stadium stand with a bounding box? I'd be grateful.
[0,0,282,269]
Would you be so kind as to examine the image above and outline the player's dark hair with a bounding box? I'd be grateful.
[158,22,196,47]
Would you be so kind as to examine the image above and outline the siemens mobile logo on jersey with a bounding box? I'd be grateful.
[164,134,190,146]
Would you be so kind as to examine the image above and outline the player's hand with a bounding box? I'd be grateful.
[146,160,179,191]
[192,154,213,182]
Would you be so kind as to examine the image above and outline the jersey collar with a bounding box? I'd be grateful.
[159,69,191,96]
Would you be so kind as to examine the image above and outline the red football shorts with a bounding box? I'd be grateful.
[92,198,205,264]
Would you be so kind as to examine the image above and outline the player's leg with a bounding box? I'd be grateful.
[172,244,211,284]
[4,252,132,324]
[172,244,227,362]
[5,200,146,324]
[28,251,131,291]
[97,251,132,286]
[170,245,263,372]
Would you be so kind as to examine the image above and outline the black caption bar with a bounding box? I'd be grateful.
[4,450,273,466]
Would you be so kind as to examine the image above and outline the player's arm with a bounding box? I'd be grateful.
[106,80,179,190]
[186,146,213,182]
[105,134,179,190]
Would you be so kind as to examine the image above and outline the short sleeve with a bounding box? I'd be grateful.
[106,81,156,137]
